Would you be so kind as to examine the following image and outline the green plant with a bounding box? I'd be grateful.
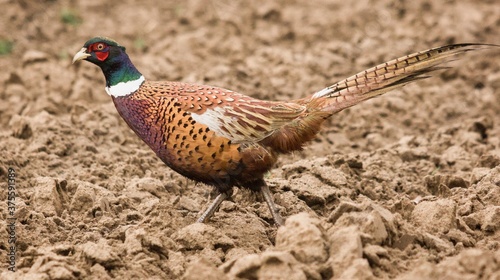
[0,40,13,55]
[134,38,146,51]
[61,8,82,26]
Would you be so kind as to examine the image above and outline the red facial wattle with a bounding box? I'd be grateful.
[95,51,109,61]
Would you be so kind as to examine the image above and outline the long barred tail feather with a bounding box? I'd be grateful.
[261,43,497,154]
[310,43,498,114]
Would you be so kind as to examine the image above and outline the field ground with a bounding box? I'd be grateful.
[1,0,499,279]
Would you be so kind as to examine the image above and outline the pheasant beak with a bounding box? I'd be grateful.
[72,48,91,64]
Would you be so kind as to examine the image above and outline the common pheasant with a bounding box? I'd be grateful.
[73,37,494,226]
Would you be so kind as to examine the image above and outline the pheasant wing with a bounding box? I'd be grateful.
[158,82,306,143]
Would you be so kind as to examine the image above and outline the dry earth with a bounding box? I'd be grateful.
[1,0,499,279]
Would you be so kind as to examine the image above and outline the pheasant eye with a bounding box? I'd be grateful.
[97,43,105,50]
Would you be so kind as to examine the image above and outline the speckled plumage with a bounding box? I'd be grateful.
[73,38,495,225]
[112,81,310,190]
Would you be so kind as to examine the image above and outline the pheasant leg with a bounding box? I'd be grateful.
[197,192,229,223]
[261,183,284,226]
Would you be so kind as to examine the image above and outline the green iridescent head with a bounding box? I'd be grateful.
[73,37,141,87]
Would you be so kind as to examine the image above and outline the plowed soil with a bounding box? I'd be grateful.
[1,0,499,279]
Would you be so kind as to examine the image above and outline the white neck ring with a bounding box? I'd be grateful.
[105,75,145,97]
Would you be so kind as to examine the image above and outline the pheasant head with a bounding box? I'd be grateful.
[73,37,144,97]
